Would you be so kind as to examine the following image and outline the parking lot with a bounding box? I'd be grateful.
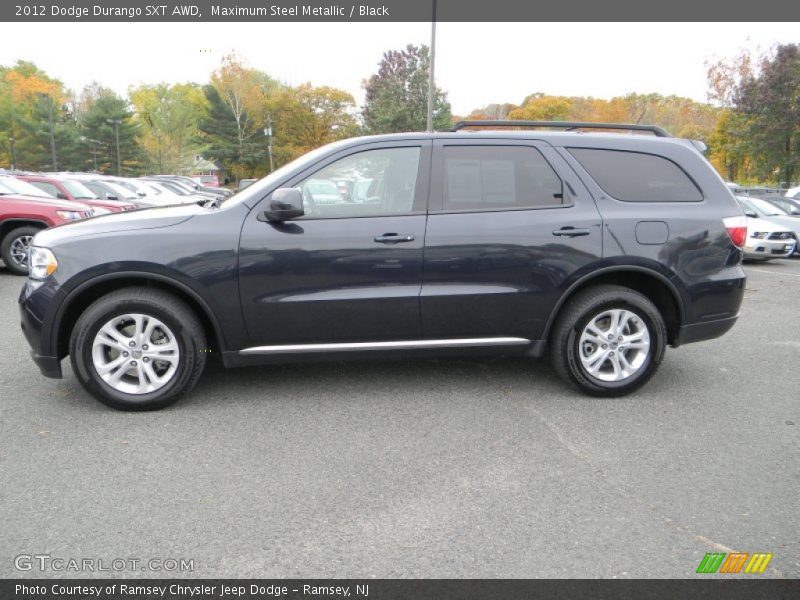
[0,260,797,579]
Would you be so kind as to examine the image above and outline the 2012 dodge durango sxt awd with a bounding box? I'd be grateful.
[19,122,747,410]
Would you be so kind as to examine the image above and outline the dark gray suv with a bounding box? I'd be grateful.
[19,121,747,410]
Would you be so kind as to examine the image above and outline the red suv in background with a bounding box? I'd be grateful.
[15,175,137,213]
[0,180,93,275]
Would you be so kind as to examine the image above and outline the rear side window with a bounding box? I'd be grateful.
[442,146,564,211]
[568,148,702,202]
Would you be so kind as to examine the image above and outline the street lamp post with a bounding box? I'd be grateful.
[8,137,16,171]
[106,118,122,175]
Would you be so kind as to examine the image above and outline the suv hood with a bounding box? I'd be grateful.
[757,214,800,235]
[0,193,91,211]
[745,215,795,234]
[34,202,206,247]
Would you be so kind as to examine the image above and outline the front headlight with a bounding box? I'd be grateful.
[28,246,58,280]
[750,232,768,239]
[56,210,86,221]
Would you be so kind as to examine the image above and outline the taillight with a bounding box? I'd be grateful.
[723,215,747,248]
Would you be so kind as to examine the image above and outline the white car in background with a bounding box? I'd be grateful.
[137,178,207,205]
[736,197,796,260]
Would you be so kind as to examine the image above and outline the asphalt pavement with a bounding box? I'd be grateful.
[0,260,798,578]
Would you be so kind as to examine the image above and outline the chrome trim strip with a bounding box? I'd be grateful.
[239,337,530,355]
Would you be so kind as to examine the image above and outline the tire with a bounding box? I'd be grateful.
[1,226,41,275]
[549,284,667,397]
[69,287,207,410]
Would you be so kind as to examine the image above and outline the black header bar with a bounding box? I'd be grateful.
[3,579,800,600]
[3,0,800,22]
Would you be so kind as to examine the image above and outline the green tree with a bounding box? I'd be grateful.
[199,54,280,180]
[362,44,451,133]
[80,88,140,175]
[198,83,263,180]
[734,44,800,185]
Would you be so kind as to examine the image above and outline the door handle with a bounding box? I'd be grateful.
[552,227,590,237]
[374,233,415,244]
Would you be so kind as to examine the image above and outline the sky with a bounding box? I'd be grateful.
[0,22,797,114]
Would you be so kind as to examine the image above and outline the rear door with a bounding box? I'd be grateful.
[421,138,602,341]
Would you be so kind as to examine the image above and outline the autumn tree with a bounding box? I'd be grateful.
[269,84,358,164]
[0,61,80,171]
[462,103,517,121]
[507,94,572,121]
[362,44,451,133]
[130,83,208,174]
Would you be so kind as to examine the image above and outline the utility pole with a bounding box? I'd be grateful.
[106,118,122,175]
[426,0,437,133]
[8,137,16,170]
[46,97,57,170]
[264,116,274,173]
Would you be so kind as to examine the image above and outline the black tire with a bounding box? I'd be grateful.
[69,287,207,410]
[1,226,41,275]
[549,284,667,396]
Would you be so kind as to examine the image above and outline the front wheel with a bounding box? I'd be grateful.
[70,287,207,410]
[550,285,667,396]
[1,226,41,275]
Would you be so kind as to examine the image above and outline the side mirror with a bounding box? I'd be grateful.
[56,192,68,200]
[263,188,304,222]
[105,193,119,201]
[744,210,758,219]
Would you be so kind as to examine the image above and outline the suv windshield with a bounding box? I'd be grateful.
[60,179,98,200]
[99,180,138,200]
[749,197,788,216]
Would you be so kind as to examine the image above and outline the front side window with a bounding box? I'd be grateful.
[30,181,61,197]
[568,148,702,202]
[441,145,564,212]
[296,147,421,218]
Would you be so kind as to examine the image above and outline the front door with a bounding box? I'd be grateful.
[239,142,431,346]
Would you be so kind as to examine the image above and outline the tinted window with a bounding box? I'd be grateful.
[296,147,421,218]
[568,148,702,202]
[441,146,563,211]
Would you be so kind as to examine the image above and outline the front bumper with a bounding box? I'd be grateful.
[743,238,796,260]
[19,277,65,379]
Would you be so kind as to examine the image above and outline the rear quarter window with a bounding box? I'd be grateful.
[568,148,702,202]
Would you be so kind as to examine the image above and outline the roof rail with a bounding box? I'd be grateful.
[450,120,672,137]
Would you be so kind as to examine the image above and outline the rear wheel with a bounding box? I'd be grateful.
[1,226,41,275]
[550,285,667,396]
[70,287,207,410]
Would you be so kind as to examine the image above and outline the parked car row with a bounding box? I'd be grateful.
[0,169,230,275]
[736,196,800,261]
